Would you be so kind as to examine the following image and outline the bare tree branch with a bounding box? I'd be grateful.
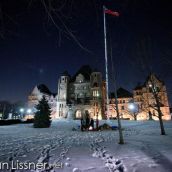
[41,0,91,52]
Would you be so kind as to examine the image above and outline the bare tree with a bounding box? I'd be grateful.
[110,43,124,144]
[133,36,170,135]
[147,74,166,135]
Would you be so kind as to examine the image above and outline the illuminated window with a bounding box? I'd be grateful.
[93,90,99,97]
[63,94,66,99]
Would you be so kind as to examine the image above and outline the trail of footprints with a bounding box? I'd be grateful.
[90,137,125,172]
[34,137,71,172]
[2,131,128,172]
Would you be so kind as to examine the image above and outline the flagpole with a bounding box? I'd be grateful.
[103,5,110,119]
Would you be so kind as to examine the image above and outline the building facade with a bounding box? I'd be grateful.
[28,69,171,120]
[28,66,106,120]
[28,84,57,119]
[133,74,171,120]
[109,74,171,120]
[109,88,134,120]
[56,70,105,120]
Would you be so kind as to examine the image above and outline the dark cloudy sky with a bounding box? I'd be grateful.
[0,0,172,104]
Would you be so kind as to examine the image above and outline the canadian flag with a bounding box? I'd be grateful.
[104,7,120,17]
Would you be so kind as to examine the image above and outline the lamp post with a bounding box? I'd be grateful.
[19,108,24,119]
[128,103,137,120]
[27,109,32,119]
[27,109,32,114]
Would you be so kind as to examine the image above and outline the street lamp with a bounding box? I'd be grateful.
[20,108,24,113]
[128,104,135,111]
[149,84,152,88]
[19,108,24,119]
[128,103,138,120]
[26,108,32,120]
[27,109,32,114]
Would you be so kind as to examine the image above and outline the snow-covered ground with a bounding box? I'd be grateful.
[0,120,172,172]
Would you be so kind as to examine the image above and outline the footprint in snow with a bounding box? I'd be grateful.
[65,162,71,167]
[73,168,81,172]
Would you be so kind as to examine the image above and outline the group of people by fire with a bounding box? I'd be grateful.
[80,111,98,131]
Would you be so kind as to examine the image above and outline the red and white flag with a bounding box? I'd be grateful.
[104,7,119,17]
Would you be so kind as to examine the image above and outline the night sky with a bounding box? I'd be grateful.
[0,0,172,104]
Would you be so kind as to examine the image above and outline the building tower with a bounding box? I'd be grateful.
[56,72,69,118]
[90,71,103,119]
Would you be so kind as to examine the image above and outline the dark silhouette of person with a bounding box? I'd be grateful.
[90,118,94,130]
[86,116,90,130]
[81,117,86,131]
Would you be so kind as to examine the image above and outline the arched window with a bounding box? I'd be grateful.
[76,110,82,118]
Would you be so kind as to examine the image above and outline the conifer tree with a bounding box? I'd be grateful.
[34,96,51,128]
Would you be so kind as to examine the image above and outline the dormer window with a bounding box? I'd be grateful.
[76,74,85,83]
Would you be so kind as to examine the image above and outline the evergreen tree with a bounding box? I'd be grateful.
[34,96,51,128]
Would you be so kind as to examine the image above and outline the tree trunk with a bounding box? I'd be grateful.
[134,113,137,121]
[115,101,124,144]
[148,111,153,120]
[157,106,166,135]
[154,92,166,135]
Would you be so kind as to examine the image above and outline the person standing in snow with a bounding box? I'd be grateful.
[90,118,94,130]
[81,117,86,131]
[86,116,90,130]
[85,110,90,130]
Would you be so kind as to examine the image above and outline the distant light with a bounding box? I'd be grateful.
[63,94,66,99]
[149,84,152,87]
[20,108,24,113]
[27,109,32,114]
[128,104,135,110]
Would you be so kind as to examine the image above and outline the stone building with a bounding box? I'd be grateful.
[109,74,171,120]
[56,68,106,120]
[28,66,106,120]
[28,84,57,119]
[109,88,134,119]
[28,69,171,121]
[133,74,171,120]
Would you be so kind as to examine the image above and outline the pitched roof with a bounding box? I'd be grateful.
[110,87,133,98]
[37,84,52,95]
[134,83,143,90]
[70,65,92,82]
[61,70,70,77]
[143,73,164,86]
[134,85,143,90]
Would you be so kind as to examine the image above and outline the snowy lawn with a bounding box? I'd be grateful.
[0,120,172,172]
